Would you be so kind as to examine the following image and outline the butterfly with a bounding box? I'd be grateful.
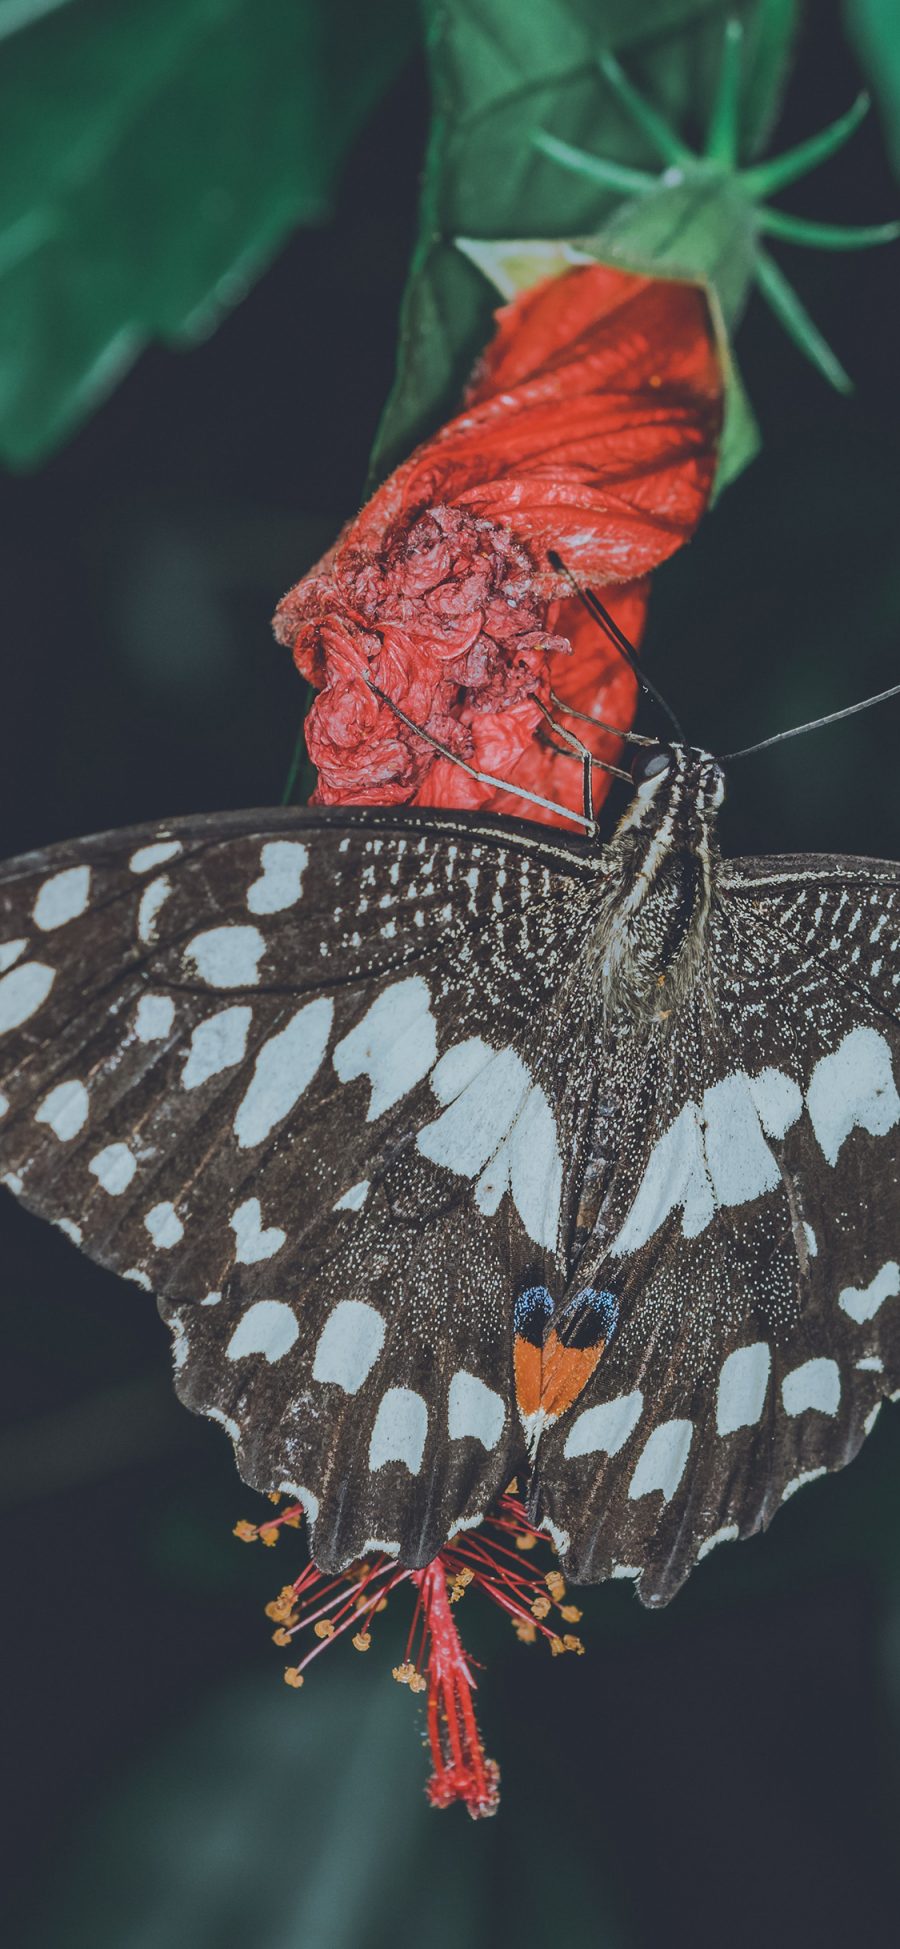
[0,744,898,1605]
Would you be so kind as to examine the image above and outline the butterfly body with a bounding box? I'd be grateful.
[581,746,724,1027]
[0,767,898,1599]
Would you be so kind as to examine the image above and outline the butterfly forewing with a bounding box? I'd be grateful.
[0,805,599,1568]
[535,856,900,1600]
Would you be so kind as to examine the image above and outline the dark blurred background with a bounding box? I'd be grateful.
[1,3,899,1945]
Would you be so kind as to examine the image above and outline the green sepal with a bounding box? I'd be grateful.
[583,174,758,327]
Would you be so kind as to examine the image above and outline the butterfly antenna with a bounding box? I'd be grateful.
[723,680,900,759]
[548,549,685,743]
[365,680,597,833]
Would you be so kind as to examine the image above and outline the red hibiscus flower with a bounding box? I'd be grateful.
[273,262,721,827]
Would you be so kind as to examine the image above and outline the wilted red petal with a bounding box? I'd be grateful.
[273,264,721,826]
[417,586,647,820]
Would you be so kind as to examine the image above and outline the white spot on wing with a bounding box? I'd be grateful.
[33,865,90,930]
[838,1260,899,1324]
[138,875,173,944]
[130,841,182,873]
[134,994,175,1041]
[89,1142,137,1194]
[747,1067,802,1138]
[418,1039,561,1250]
[184,924,264,988]
[429,1036,491,1104]
[807,1026,900,1165]
[207,1405,241,1443]
[716,1342,771,1435]
[227,1299,298,1363]
[333,1179,370,1212]
[368,1387,428,1474]
[0,961,55,1034]
[34,1079,89,1141]
[781,1357,840,1417]
[333,977,437,1121]
[182,1005,252,1089]
[563,1390,644,1459]
[247,840,308,914]
[230,1197,285,1263]
[447,1371,504,1450]
[312,1299,384,1393]
[144,1201,184,1248]
[612,1066,802,1255]
[233,996,333,1148]
[698,1524,739,1561]
[0,939,26,973]
[56,1218,83,1245]
[628,1419,693,1501]
[279,1483,319,1523]
[782,1466,826,1501]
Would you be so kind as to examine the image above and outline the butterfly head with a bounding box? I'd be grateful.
[628,742,725,824]
[630,741,725,801]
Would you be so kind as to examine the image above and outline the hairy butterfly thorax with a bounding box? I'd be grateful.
[584,745,725,1028]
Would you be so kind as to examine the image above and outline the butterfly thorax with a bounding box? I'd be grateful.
[586,747,725,1028]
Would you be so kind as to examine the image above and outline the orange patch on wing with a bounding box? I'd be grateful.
[539,1331,607,1419]
[514,1337,543,1420]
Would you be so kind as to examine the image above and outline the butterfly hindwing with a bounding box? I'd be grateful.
[534,857,900,1602]
[0,804,602,1568]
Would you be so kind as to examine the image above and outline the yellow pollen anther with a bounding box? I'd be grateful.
[283,1667,304,1688]
[513,1618,537,1644]
[267,1492,282,1504]
[560,1604,583,1623]
[272,1627,293,1647]
[375,1598,388,1613]
[392,1661,416,1686]
[448,1566,474,1602]
[408,1672,427,1694]
[233,1521,258,1543]
[545,1571,566,1601]
[531,1595,551,1619]
[258,1524,279,1547]
[563,1634,585,1655]
[515,1531,538,1552]
[352,1631,372,1651]
[313,1619,335,1639]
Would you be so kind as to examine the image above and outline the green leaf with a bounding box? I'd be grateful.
[844,0,900,182]
[0,0,417,466]
[370,0,797,483]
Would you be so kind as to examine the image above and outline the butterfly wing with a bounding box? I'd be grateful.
[0,804,596,1569]
[534,855,900,1604]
